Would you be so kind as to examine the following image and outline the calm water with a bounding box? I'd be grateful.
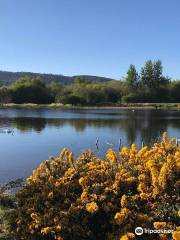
[0,108,180,183]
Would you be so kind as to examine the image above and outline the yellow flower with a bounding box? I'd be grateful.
[162,132,168,142]
[81,191,88,202]
[121,195,128,207]
[106,149,117,163]
[130,144,137,153]
[146,160,155,168]
[172,231,180,240]
[120,235,128,240]
[120,232,135,240]
[140,193,150,200]
[126,177,136,184]
[48,192,54,198]
[67,152,74,163]
[120,147,129,157]
[114,208,129,224]
[158,163,168,189]
[114,212,122,224]
[30,213,38,220]
[41,227,51,234]
[79,177,85,186]
[135,165,143,171]
[150,166,159,187]
[153,222,167,229]
[59,148,68,159]
[137,183,146,193]
[86,202,99,214]
[138,174,146,181]
[137,146,148,157]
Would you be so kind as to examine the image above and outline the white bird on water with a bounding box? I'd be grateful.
[6,129,12,134]
[106,142,114,146]
[4,128,14,135]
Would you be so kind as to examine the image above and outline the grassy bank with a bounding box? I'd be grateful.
[1,102,180,110]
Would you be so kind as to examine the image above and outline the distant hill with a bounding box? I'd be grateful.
[0,71,114,85]
[73,75,114,83]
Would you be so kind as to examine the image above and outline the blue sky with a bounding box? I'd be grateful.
[0,0,180,79]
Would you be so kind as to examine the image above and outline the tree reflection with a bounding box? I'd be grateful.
[0,110,180,146]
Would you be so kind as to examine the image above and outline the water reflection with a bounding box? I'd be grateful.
[0,109,180,145]
[0,109,180,182]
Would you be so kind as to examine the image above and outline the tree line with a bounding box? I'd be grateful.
[0,60,180,104]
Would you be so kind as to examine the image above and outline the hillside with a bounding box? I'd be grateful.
[0,71,113,85]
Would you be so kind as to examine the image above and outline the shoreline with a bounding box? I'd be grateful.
[0,103,180,110]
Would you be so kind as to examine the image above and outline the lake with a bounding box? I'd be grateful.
[0,108,180,183]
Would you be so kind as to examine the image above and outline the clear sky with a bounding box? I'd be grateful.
[0,0,180,79]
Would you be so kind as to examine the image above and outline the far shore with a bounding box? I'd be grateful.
[0,103,180,110]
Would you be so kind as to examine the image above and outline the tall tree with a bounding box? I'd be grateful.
[153,60,162,84]
[126,64,139,92]
[154,60,169,87]
[141,60,154,89]
[141,60,169,90]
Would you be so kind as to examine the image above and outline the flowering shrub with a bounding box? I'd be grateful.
[15,133,180,240]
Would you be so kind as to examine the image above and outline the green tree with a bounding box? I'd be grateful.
[47,82,64,102]
[11,76,53,104]
[0,87,12,103]
[74,77,84,84]
[153,60,162,87]
[153,60,169,87]
[141,60,154,89]
[171,81,180,102]
[141,60,169,91]
[126,64,139,92]
[59,95,84,105]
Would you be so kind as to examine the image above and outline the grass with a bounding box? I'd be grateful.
[0,197,16,240]
[0,179,23,239]
[0,102,180,110]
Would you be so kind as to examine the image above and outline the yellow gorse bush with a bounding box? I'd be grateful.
[15,133,180,240]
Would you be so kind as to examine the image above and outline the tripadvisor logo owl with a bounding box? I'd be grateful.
[135,227,144,235]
